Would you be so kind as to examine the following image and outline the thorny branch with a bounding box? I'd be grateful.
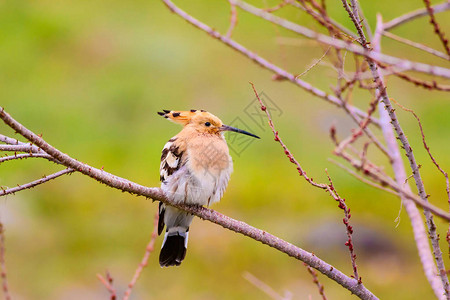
[0,168,74,197]
[422,0,450,56]
[251,83,361,283]
[376,10,448,300]
[383,1,450,31]
[325,170,360,283]
[0,108,378,299]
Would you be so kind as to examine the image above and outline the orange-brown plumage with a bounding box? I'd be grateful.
[156,109,259,267]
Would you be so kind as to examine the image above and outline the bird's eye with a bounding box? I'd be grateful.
[205,122,211,127]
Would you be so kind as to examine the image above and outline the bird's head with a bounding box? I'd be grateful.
[158,109,260,139]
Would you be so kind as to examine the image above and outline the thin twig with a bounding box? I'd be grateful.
[0,168,74,196]
[290,0,358,39]
[305,264,327,300]
[0,224,11,300]
[0,134,28,145]
[250,82,327,189]
[373,14,448,300]
[325,170,360,283]
[329,158,399,196]
[377,63,450,92]
[383,31,450,61]
[422,0,450,56]
[390,99,450,259]
[264,0,291,13]
[97,271,117,300]
[231,0,450,78]
[0,153,54,164]
[0,144,38,152]
[225,0,238,38]
[243,272,291,300]
[295,47,331,78]
[163,0,379,125]
[0,107,378,299]
[341,0,365,45]
[123,213,159,300]
[383,1,450,31]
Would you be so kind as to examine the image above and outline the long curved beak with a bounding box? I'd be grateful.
[220,125,260,139]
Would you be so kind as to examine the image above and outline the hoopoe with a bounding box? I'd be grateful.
[157,109,259,267]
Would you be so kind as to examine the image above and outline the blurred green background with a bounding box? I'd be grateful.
[1,0,449,299]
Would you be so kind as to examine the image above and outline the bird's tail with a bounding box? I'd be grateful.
[159,227,189,267]
[158,203,193,267]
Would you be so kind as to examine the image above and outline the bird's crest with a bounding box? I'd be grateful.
[157,109,222,127]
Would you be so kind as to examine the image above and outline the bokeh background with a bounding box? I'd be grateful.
[1,0,450,299]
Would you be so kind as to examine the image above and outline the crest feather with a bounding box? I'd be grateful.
[157,109,215,126]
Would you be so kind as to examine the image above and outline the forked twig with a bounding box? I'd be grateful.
[97,271,117,300]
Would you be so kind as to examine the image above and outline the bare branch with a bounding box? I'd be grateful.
[340,0,365,45]
[231,0,450,78]
[243,272,291,300]
[422,0,450,56]
[162,0,380,126]
[0,108,378,299]
[225,0,238,38]
[383,2,450,31]
[123,213,159,300]
[305,264,327,300]
[0,153,54,164]
[250,82,327,189]
[373,14,448,300]
[382,31,450,61]
[0,168,74,196]
[264,0,291,13]
[296,46,331,79]
[325,170,360,283]
[97,271,117,300]
[0,144,38,152]
[0,134,28,145]
[390,99,450,258]
[329,158,399,197]
[290,1,358,39]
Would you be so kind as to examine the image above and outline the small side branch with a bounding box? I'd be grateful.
[250,82,327,189]
[422,0,450,56]
[97,271,117,300]
[0,168,74,196]
[0,153,54,164]
[325,170,360,283]
[383,1,450,31]
[382,31,450,61]
[305,264,327,300]
[0,107,377,299]
[243,272,291,300]
[225,0,238,38]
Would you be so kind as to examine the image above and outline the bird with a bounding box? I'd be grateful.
[156,109,260,267]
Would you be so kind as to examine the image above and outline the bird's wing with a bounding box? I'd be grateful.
[158,136,186,235]
[159,137,185,183]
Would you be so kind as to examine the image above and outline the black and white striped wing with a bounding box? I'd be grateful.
[158,137,184,235]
